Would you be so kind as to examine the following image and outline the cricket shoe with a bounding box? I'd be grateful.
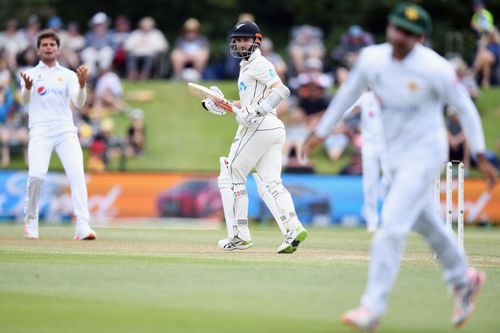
[341,306,381,332]
[277,224,308,254]
[24,217,39,240]
[218,237,253,251]
[451,267,486,328]
[73,225,97,240]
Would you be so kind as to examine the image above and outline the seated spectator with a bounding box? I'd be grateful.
[470,0,495,38]
[92,118,125,168]
[0,85,28,167]
[331,25,373,81]
[0,50,11,86]
[0,19,28,71]
[449,57,480,100]
[88,139,107,172]
[94,66,126,115]
[124,17,168,80]
[61,21,86,70]
[446,107,470,167]
[339,150,363,175]
[281,108,310,167]
[111,15,131,75]
[289,57,333,93]
[287,25,325,76]
[125,108,145,157]
[20,15,40,48]
[473,27,500,87]
[324,122,350,162]
[293,70,332,130]
[260,38,287,81]
[171,18,209,81]
[81,12,115,78]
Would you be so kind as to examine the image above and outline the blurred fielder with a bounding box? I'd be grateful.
[201,21,308,253]
[303,3,497,331]
[346,91,386,233]
[20,30,96,240]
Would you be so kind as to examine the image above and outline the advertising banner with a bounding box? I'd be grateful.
[1,171,499,225]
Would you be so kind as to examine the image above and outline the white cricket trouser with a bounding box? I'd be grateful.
[360,157,468,315]
[227,116,285,184]
[361,143,384,230]
[27,128,90,226]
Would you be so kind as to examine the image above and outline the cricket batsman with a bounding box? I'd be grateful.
[201,20,308,253]
[303,3,498,331]
[20,29,96,240]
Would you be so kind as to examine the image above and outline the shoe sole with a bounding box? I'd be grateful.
[454,271,487,328]
[278,229,308,254]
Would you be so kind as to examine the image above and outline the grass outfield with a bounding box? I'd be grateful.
[0,224,499,333]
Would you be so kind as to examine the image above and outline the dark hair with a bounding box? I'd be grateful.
[37,29,60,48]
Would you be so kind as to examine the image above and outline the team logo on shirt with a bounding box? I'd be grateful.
[37,86,47,95]
[407,80,418,92]
[239,81,248,92]
[269,69,277,79]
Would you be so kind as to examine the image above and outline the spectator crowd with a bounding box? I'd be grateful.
[0,3,498,173]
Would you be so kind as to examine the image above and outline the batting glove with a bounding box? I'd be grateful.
[201,86,228,116]
[202,98,227,116]
[236,105,263,127]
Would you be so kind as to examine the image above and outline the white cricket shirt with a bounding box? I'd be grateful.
[316,43,486,164]
[238,49,281,115]
[21,61,85,131]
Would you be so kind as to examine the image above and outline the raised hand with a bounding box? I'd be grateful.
[75,65,89,88]
[20,72,33,90]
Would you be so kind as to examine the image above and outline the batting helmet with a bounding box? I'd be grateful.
[229,20,263,59]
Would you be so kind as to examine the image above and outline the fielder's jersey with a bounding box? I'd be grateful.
[238,49,281,115]
[316,43,486,165]
[358,91,383,148]
[21,61,82,131]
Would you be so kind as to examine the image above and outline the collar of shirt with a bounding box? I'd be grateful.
[36,61,62,70]
[240,48,261,67]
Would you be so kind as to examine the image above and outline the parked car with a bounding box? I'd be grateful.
[256,183,332,225]
[156,178,222,218]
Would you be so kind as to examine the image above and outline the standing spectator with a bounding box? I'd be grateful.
[81,12,114,78]
[170,18,209,80]
[124,17,168,80]
[470,0,495,37]
[287,25,325,75]
[0,19,28,71]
